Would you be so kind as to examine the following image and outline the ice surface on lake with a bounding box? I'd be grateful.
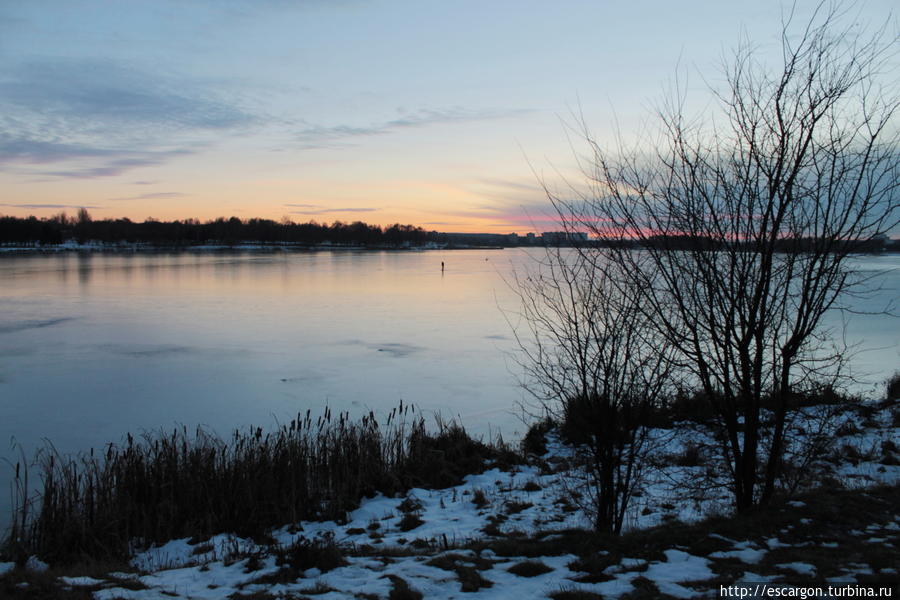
[0,249,898,527]
[0,250,535,524]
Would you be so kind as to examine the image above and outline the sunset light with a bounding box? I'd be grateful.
[1,2,898,594]
[5,1,892,234]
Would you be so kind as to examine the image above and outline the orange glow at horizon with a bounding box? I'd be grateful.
[1,176,561,235]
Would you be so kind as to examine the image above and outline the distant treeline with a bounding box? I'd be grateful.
[0,210,433,247]
[1,211,895,252]
[619,233,896,254]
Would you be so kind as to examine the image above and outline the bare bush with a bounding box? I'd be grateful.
[539,2,897,512]
[510,246,673,533]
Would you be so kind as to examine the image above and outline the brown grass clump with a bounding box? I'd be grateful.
[384,574,423,600]
[4,405,518,564]
[507,559,553,577]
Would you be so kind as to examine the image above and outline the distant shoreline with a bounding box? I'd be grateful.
[0,241,511,255]
[3,242,897,256]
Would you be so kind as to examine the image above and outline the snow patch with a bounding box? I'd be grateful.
[776,562,817,576]
[643,550,714,598]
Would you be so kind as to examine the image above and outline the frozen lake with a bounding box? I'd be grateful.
[1,248,899,526]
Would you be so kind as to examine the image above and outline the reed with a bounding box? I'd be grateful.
[4,405,515,564]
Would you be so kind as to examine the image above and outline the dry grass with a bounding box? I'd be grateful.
[397,513,425,532]
[507,559,553,577]
[384,574,423,600]
[3,406,517,564]
[0,559,143,600]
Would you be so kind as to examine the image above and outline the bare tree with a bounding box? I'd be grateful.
[549,3,898,512]
[510,246,672,533]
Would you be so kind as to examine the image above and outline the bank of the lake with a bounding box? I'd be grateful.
[2,391,898,598]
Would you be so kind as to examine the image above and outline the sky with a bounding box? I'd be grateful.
[0,0,896,234]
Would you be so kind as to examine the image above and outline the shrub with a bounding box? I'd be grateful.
[505,501,532,515]
[507,559,553,577]
[275,535,345,574]
[675,443,703,467]
[402,418,510,489]
[397,513,424,532]
[397,496,423,513]
[887,372,900,400]
[522,418,554,456]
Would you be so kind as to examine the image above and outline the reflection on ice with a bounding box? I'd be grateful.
[0,316,76,335]
[96,344,195,358]
[373,343,425,357]
[0,249,898,528]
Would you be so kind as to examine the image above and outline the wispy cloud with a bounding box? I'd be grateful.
[464,177,563,228]
[0,130,194,181]
[476,177,545,195]
[0,58,259,179]
[435,204,561,232]
[0,135,119,164]
[110,192,187,201]
[0,59,257,131]
[287,205,378,215]
[294,106,532,148]
[409,176,567,232]
[0,203,105,209]
[26,150,195,180]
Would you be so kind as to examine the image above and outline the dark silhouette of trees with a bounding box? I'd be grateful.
[0,213,434,248]
[511,246,673,533]
[73,208,92,244]
[532,2,898,513]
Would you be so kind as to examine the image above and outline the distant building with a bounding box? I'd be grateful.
[430,230,590,248]
[541,231,588,246]
[441,232,520,247]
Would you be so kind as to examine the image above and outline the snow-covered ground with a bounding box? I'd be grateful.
[2,400,898,598]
